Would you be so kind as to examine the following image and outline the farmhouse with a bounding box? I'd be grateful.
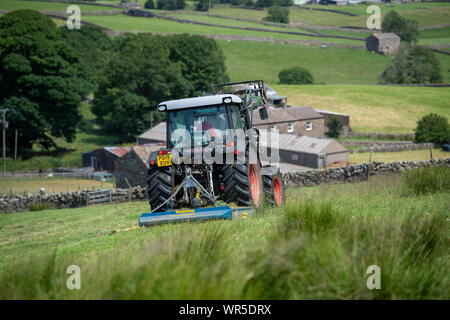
[365,33,400,55]
[137,122,167,144]
[252,106,325,138]
[277,134,349,169]
[115,145,163,188]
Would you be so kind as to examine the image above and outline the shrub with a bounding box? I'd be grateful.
[326,116,344,138]
[278,66,313,84]
[144,0,155,9]
[196,0,213,11]
[402,165,450,196]
[381,44,442,84]
[414,113,450,145]
[263,5,289,24]
[29,202,54,212]
[382,10,419,43]
[156,0,185,10]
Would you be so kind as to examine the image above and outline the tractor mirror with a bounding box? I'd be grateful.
[259,107,268,120]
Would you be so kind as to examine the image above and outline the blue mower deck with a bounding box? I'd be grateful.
[139,206,253,227]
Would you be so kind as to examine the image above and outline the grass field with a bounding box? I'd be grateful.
[0,170,448,299]
[271,84,450,133]
[0,178,113,195]
[350,149,448,164]
[0,0,122,12]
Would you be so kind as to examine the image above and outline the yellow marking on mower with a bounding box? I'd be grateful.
[241,212,248,219]
[175,209,195,214]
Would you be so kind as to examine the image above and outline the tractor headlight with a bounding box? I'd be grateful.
[158,105,167,111]
[223,97,232,104]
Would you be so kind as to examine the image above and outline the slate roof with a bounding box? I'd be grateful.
[252,106,323,125]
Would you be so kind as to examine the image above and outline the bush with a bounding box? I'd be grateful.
[278,66,313,84]
[196,0,213,11]
[29,202,54,212]
[381,44,442,84]
[382,10,419,43]
[144,0,155,9]
[326,116,343,138]
[156,0,185,10]
[402,165,450,196]
[414,113,450,145]
[263,5,289,24]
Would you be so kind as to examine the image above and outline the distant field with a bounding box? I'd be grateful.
[0,0,122,11]
[271,84,450,133]
[0,178,113,194]
[82,14,363,45]
[350,149,448,164]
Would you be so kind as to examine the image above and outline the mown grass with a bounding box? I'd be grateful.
[350,149,449,164]
[271,84,450,133]
[0,178,113,195]
[0,173,448,299]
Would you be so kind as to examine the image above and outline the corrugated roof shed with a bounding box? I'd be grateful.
[276,134,347,155]
[253,106,323,125]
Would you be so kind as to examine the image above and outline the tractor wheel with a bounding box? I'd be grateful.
[222,151,264,208]
[263,171,285,207]
[147,165,174,212]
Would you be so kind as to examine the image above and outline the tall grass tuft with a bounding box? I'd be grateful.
[29,202,54,212]
[402,165,450,196]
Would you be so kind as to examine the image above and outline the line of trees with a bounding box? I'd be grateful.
[0,10,229,156]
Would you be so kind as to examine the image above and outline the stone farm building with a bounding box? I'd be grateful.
[252,106,325,138]
[82,146,131,172]
[365,33,400,55]
[277,134,349,169]
[114,145,164,188]
[137,122,166,144]
[315,109,351,135]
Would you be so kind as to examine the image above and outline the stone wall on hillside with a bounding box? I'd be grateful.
[339,141,434,153]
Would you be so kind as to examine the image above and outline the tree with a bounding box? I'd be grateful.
[326,116,344,138]
[156,0,185,10]
[382,10,419,44]
[278,66,313,84]
[0,10,91,155]
[166,34,229,94]
[144,0,155,9]
[60,25,113,88]
[381,44,442,84]
[196,0,213,11]
[263,5,289,24]
[414,113,449,145]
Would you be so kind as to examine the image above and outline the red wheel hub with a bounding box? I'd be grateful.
[249,165,260,204]
[273,177,282,205]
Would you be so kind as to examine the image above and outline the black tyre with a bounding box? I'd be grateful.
[263,170,285,207]
[221,151,264,207]
[147,165,174,212]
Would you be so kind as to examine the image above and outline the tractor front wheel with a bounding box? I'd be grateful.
[263,171,285,206]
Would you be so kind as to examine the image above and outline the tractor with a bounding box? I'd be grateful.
[139,80,285,226]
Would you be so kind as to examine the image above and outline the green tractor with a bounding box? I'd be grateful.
[142,80,284,224]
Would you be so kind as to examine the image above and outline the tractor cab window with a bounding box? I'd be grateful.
[168,105,229,148]
[230,105,244,130]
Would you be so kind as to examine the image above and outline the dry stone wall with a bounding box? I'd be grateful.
[1,159,449,213]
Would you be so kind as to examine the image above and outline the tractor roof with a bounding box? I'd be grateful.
[158,94,242,111]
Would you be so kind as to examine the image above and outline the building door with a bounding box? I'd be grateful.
[319,157,325,169]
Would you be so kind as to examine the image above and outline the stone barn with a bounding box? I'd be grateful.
[114,144,163,188]
[366,33,400,55]
[315,109,351,136]
[137,122,167,144]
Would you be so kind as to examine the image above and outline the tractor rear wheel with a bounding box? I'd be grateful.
[222,152,264,207]
[147,165,174,212]
[263,171,285,206]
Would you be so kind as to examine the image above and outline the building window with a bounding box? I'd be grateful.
[287,122,294,133]
[306,121,312,131]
